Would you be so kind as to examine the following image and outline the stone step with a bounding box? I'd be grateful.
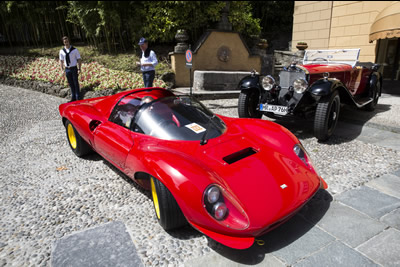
[172,87,240,100]
[193,70,253,92]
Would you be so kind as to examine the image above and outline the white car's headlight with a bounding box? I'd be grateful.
[293,78,308,93]
[261,75,275,91]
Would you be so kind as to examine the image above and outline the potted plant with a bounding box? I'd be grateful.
[296,42,308,50]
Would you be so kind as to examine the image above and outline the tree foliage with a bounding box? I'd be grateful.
[141,1,225,43]
[139,1,260,43]
[250,1,294,34]
[0,1,291,53]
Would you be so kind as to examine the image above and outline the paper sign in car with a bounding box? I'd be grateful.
[185,123,206,134]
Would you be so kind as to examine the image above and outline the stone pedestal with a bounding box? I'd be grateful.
[174,43,188,53]
[296,50,306,59]
[216,2,232,31]
[260,54,274,75]
[174,30,189,53]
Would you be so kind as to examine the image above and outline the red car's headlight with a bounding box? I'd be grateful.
[206,186,220,204]
[293,143,316,172]
[213,202,228,220]
[203,185,249,230]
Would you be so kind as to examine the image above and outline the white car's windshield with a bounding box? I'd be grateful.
[303,49,360,67]
[134,96,226,141]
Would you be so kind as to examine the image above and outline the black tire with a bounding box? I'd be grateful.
[65,120,92,157]
[238,89,262,118]
[150,176,187,230]
[364,79,380,111]
[314,90,340,141]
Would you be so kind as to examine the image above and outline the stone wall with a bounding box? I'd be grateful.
[292,1,333,51]
[292,1,394,62]
[170,30,262,87]
[273,50,304,77]
[329,1,391,62]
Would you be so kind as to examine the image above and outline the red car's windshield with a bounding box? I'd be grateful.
[303,49,360,67]
[134,96,226,141]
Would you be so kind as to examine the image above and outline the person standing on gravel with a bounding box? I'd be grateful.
[59,36,82,101]
[136,37,158,88]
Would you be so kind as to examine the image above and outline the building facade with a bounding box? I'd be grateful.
[292,1,400,81]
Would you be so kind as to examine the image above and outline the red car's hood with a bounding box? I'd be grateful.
[301,63,353,74]
[196,118,321,231]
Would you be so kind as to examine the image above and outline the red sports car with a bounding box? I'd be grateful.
[59,88,327,249]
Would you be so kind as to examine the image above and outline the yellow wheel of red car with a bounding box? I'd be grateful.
[67,123,77,150]
[64,120,92,157]
[150,176,187,230]
[151,177,161,219]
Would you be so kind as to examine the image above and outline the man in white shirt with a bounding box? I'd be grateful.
[136,37,158,88]
[59,36,82,101]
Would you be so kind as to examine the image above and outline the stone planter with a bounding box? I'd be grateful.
[257,42,268,50]
[174,30,189,53]
[296,44,308,50]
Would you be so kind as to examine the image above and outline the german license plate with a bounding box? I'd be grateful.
[260,104,288,115]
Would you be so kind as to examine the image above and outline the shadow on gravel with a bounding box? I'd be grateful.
[101,159,151,197]
[382,80,400,96]
[167,225,204,240]
[84,153,204,240]
[207,103,238,109]
[81,152,104,162]
[81,152,151,197]
[338,103,395,134]
[206,189,332,265]
[268,102,392,144]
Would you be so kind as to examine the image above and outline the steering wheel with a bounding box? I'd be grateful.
[313,57,328,62]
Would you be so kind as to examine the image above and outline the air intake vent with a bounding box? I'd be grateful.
[223,147,257,164]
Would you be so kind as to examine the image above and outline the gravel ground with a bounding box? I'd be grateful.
[1,84,400,266]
